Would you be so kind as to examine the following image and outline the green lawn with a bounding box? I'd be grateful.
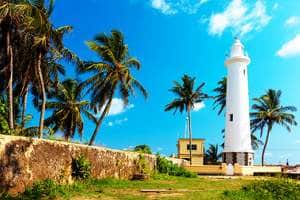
[3,175,299,200]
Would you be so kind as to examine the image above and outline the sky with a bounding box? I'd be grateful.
[28,0,300,165]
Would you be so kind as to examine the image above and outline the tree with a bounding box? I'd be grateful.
[213,77,263,150]
[0,1,32,129]
[134,145,152,154]
[213,77,226,116]
[205,144,222,164]
[29,0,74,138]
[79,30,147,146]
[165,74,208,165]
[251,89,297,166]
[45,79,94,141]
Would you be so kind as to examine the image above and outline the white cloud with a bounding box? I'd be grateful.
[108,98,134,116]
[295,140,300,144]
[150,0,208,15]
[193,102,205,112]
[151,0,176,15]
[277,34,300,57]
[96,98,134,117]
[285,16,300,27]
[108,117,128,127]
[208,0,271,36]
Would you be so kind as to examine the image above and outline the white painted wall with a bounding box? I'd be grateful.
[224,39,253,153]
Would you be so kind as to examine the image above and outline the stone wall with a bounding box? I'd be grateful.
[0,134,158,195]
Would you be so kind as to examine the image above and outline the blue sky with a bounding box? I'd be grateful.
[28,0,300,164]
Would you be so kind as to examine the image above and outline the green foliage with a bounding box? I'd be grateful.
[213,77,227,115]
[251,89,297,165]
[156,155,197,178]
[45,79,92,141]
[205,144,222,164]
[223,179,300,200]
[136,155,151,175]
[71,155,91,180]
[0,179,66,200]
[134,144,152,154]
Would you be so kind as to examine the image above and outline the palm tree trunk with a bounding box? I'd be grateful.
[188,108,192,166]
[21,86,29,129]
[261,125,272,166]
[7,31,14,129]
[37,51,46,138]
[88,97,113,146]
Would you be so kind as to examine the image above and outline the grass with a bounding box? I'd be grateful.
[2,175,299,200]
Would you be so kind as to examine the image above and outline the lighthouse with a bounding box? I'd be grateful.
[223,38,254,166]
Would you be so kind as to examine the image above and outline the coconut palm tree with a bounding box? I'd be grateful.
[79,30,148,145]
[165,74,208,165]
[0,1,33,129]
[205,144,222,164]
[45,79,94,141]
[29,0,74,138]
[213,77,226,116]
[251,89,297,166]
[213,77,263,150]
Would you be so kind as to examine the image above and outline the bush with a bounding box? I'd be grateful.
[137,155,151,175]
[71,154,91,180]
[156,155,197,178]
[0,179,66,200]
[223,179,300,200]
[134,145,152,154]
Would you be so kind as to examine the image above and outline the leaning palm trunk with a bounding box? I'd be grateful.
[21,86,29,129]
[88,97,113,146]
[37,51,46,138]
[7,31,14,129]
[188,108,192,166]
[261,125,272,166]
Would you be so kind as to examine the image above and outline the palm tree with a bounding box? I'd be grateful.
[251,89,297,166]
[213,77,226,116]
[205,144,222,164]
[45,79,94,141]
[165,74,208,165]
[29,0,73,138]
[79,30,148,145]
[0,1,32,129]
[213,77,263,150]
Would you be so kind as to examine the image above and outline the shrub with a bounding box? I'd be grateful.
[71,154,91,180]
[223,179,300,200]
[137,155,151,175]
[134,145,152,154]
[156,155,197,178]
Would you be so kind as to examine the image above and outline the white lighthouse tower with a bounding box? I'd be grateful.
[223,38,254,166]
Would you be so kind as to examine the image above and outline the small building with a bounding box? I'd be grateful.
[177,138,205,166]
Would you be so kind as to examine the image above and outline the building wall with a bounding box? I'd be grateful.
[185,163,282,176]
[177,139,204,165]
[0,135,161,195]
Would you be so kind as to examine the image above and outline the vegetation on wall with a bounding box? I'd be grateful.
[71,155,91,180]
[156,155,197,178]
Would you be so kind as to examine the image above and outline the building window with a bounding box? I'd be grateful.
[187,144,197,150]
[229,114,233,122]
[243,69,246,76]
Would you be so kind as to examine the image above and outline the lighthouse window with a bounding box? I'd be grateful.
[229,114,234,122]
[243,69,246,76]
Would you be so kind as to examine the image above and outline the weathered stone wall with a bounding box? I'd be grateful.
[0,134,157,195]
